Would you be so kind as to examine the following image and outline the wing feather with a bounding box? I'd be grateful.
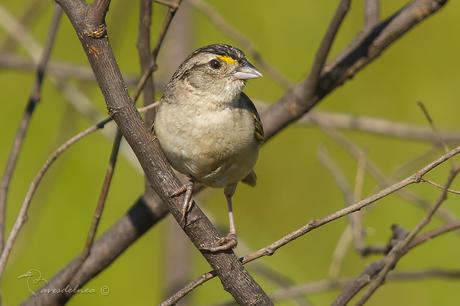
[240,93,264,144]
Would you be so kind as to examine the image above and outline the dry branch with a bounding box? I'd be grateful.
[0,4,62,268]
[262,0,448,140]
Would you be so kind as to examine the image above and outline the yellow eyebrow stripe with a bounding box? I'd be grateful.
[217,55,237,65]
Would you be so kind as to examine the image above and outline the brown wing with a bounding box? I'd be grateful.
[242,170,257,187]
[240,92,264,144]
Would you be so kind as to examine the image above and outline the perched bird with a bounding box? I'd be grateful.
[154,44,263,252]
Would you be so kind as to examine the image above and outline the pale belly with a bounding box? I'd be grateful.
[155,103,259,187]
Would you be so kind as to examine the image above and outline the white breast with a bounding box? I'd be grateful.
[154,100,259,187]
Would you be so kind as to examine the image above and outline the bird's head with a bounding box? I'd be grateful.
[169,44,262,102]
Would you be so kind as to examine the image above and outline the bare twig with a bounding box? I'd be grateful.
[356,167,460,305]
[250,265,311,306]
[137,0,156,127]
[0,0,46,53]
[328,226,353,278]
[0,5,62,254]
[417,101,451,158]
[421,178,460,195]
[133,0,181,103]
[273,268,460,303]
[89,0,112,28]
[0,124,97,279]
[256,103,460,144]
[333,221,460,305]
[162,144,460,304]
[220,266,460,304]
[0,102,156,282]
[318,123,460,234]
[303,0,351,99]
[263,0,448,140]
[60,130,123,289]
[318,143,366,261]
[0,53,138,84]
[318,145,354,206]
[0,4,141,172]
[365,0,380,29]
[351,154,366,250]
[0,5,42,60]
[243,150,460,264]
[318,145,363,276]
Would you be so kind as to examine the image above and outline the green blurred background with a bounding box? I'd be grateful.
[1,0,460,305]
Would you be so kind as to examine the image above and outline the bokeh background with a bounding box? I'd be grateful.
[1,0,460,305]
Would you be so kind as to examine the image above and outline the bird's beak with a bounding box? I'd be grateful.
[233,59,262,80]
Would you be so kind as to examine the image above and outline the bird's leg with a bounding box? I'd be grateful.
[200,184,238,252]
[170,180,194,226]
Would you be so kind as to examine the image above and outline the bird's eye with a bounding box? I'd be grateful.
[209,59,222,69]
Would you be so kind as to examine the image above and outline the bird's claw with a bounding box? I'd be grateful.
[199,233,238,252]
[169,185,187,198]
[170,182,194,227]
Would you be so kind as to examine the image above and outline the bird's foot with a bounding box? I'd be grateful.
[200,233,238,252]
[169,184,188,198]
[170,182,194,226]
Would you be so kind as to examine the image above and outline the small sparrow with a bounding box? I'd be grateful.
[154,44,263,251]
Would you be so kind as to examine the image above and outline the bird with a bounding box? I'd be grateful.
[154,44,263,252]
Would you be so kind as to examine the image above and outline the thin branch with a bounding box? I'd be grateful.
[186,0,291,88]
[155,0,180,9]
[356,167,460,305]
[137,0,156,126]
[89,0,112,28]
[0,5,62,254]
[60,130,122,289]
[351,154,366,250]
[132,0,181,103]
[0,123,98,279]
[318,145,354,206]
[302,111,460,144]
[318,123,460,235]
[0,0,46,53]
[263,0,448,139]
[0,3,141,171]
[0,5,42,61]
[0,5,128,162]
[0,53,139,84]
[328,226,353,279]
[421,178,460,195]
[301,0,351,100]
[162,144,460,304]
[318,145,364,275]
[256,103,460,144]
[365,0,380,29]
[250,265,312,306]
[273,268,460,303]
[222,267,460,304]
[333,221,460,305]
[417,101,451,156]
[242,151,460,264]
[0,102,156,282]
